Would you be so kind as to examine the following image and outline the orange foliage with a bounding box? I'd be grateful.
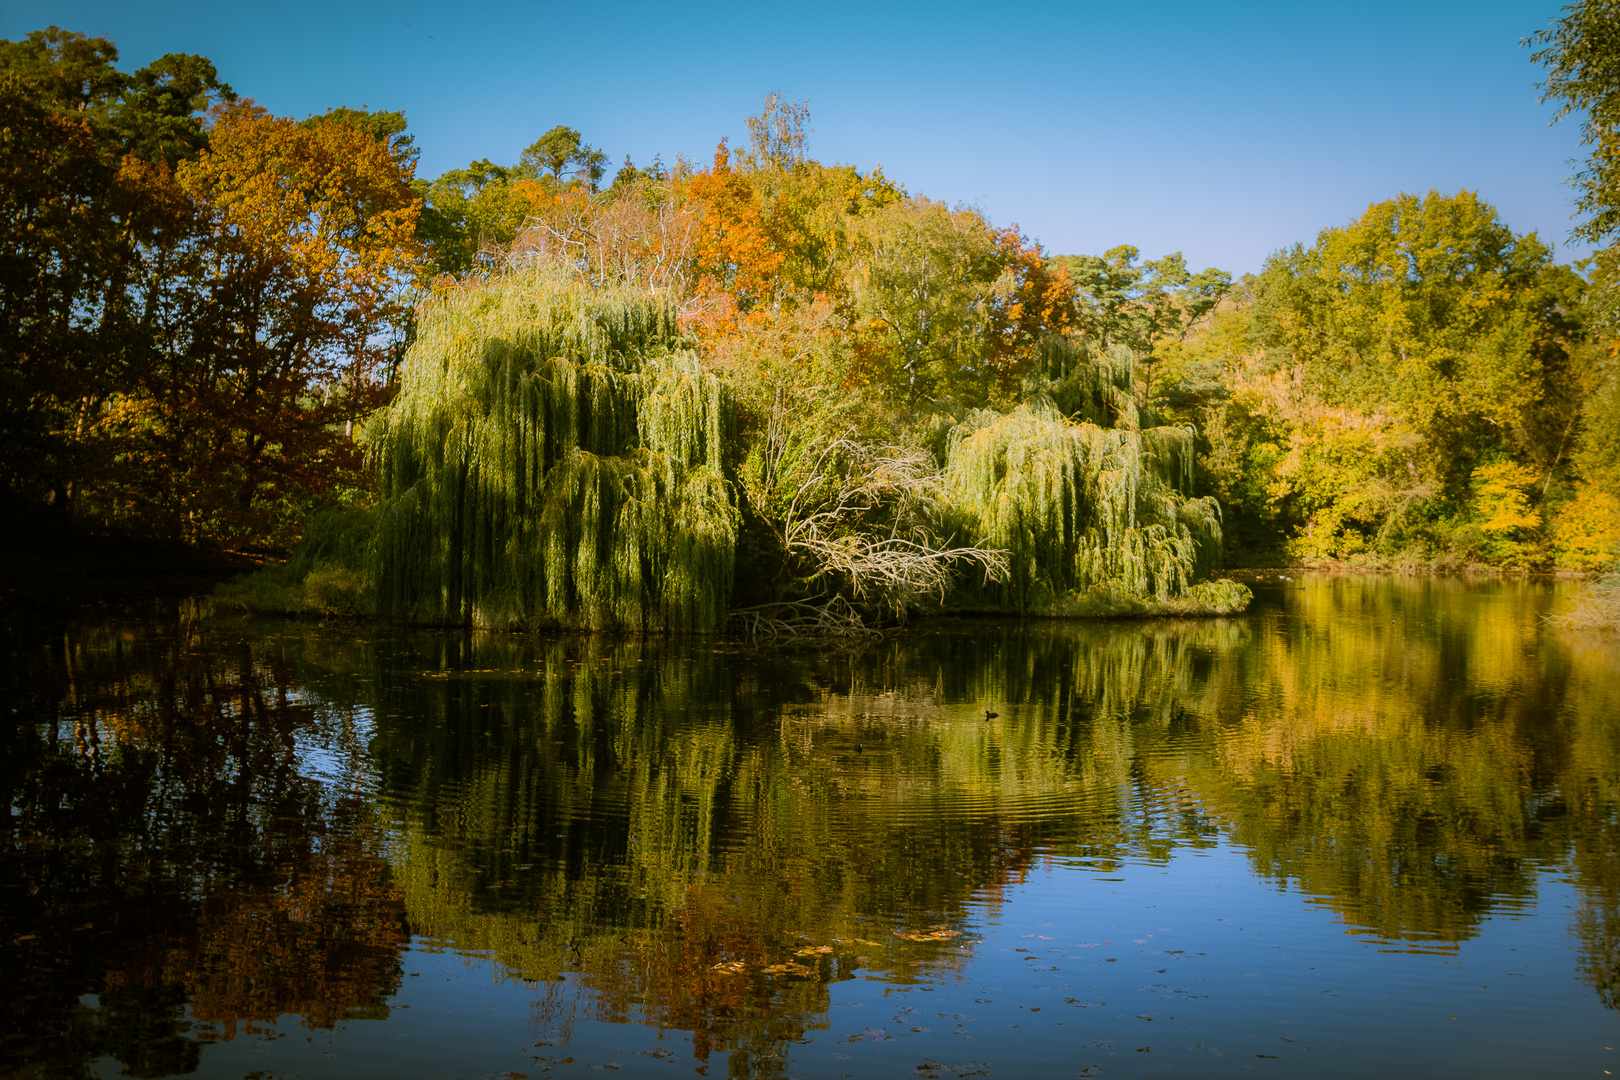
[178,102,423,379]
[177,829,409,1036]
[986,225,1075,385]
[687,141,784,332]
[103,102,428,544]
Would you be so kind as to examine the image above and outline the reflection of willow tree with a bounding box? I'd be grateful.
[0,611,407,1077]
[811,619,1247,865]
[339,632,1001,1073]
[270,617,1251,1071]
[1153,576,1586,946]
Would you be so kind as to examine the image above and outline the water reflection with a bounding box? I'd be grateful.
[3,574,1618,1075]
[1,610,407,1077]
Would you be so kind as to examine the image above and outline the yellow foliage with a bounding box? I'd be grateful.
[1554,487,1620,571]
[1470,460,1543,567]
[1474,461,1541,534]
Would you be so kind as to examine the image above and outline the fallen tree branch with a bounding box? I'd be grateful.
[729,596,884,641]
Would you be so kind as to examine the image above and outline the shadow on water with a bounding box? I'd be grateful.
[3,573,1619,1075]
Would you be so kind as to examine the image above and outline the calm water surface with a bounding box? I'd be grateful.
[4,574,1619,1079]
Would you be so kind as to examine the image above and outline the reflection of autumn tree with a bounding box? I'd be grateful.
[0,610,406,1076]
[295,579,1620,1024]
[1155,576,1586,946]
[162,815,406,1036]
[12,573,1620,1076]
[344,633,972,1070]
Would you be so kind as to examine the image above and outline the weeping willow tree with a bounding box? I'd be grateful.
[943,336,1237,614]
[369,270,737,630]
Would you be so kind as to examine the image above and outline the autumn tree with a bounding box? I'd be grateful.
[1254,191,1569,489]
[1212,190,1585,562]
[688,140,785,326]
[130,102,424,543]
[985,227,1075,392]
[0,28,232,523]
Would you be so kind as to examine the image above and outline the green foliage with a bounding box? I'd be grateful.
[369,270,738,630]
[1532,0,1620,247]
[847,199,1009,407]
[221,506,377,617]
[1570,292,1620,492]
[1253,190,1562,495]
[411,158,517,278]
[1052,245,1231,403]
[1049,247,1224,356]
[520,125,606,188]
[1219,189,1593,565]
[942,341,1226,612]
[1018,333,1139,427]
[0,25,233,164]
[1180,577,1254,614]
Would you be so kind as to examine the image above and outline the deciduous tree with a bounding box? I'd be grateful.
[847,199,1007,407]
[1253,190,1566,495]
[146,102,424,542]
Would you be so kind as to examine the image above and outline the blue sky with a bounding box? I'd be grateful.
[8,0,1592,274]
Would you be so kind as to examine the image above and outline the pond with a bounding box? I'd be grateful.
[4,573,1618,1079]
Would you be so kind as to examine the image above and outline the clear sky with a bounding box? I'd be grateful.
[7,0,1593,275]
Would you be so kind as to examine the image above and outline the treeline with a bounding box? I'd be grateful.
[1156,194,1616,570]
[2,16,1617,581]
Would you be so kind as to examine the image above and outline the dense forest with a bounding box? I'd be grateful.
[2,8,1617,629]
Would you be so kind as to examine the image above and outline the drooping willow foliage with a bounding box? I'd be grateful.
[369,270,737,630]
[943,337,1224,611]
[1019,331,1141,431]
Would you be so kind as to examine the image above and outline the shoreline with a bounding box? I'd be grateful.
[1221,562,1601,580]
